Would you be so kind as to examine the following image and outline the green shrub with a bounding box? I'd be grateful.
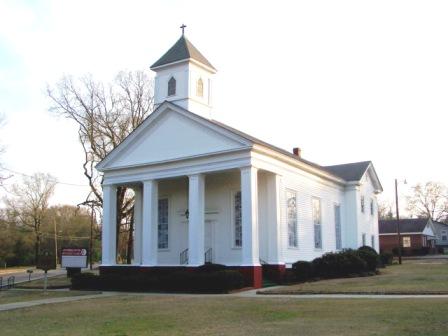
[357,246,380,272]
[292,260,314,281]
[312,250,367,278]
[379,252,393,266]
[71,268,244,293]
[197,263,227,273]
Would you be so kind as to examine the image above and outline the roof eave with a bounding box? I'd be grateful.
[150,58,217,73]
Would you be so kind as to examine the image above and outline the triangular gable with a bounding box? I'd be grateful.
[424,219,436,237]
[362,163,383,193]
[97,102,252,171]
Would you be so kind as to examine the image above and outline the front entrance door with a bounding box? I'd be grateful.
[204,220,214,262]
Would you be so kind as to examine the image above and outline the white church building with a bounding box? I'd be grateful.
[98,31,383,288]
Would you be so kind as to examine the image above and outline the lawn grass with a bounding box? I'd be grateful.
[16,275,71,289]
[0,289,95,305]
[0,295,448,335]
[264,259,448,295]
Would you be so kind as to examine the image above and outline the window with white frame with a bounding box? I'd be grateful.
[370,199,374,216]
[442,230,447,241]
[403,236,411,248]
[158,198,169,249]
[334,204,342,250]
[371,235,375,248]
[362,233,366,246]
[196,78,204,97]
[313,198,322,249]
[361,196,365,213]
[286,190,298,248]
[168,76,176,96]
[233,191,242,248]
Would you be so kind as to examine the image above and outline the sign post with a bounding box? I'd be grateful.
[36,250,56,293]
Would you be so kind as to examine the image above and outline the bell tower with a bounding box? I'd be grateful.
[150,25,217,118]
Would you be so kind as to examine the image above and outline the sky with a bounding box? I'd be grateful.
[0,0,447,212]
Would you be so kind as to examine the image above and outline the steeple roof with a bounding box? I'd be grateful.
[150,35,216,71]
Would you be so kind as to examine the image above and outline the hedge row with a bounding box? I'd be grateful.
[292,246,380,281]
[71,266,244,293]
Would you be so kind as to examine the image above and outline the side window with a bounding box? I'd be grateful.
[442,230,447,241]
[313,198,322,249]
[362,233,366,246]
[196,78,204,97]
[371,235,375,248]
[361,196,365,213]
[158,198,169,249]
[168,76,176,96]
[286,190,298,248]
[334,204,342,250]
[370,199,374,216]
[403,236,411,248]
[233,191,242,248]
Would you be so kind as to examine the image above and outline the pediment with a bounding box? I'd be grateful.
[97,103,251,170]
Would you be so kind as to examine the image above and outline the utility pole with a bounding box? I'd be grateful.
[54,218,58,267]
[90,202,94,270]
[395,179,402,265]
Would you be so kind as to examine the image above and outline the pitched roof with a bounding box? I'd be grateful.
[150,35,216,71]
[323,161,371,181]
[379,218,430,234]
[97,101,381,191]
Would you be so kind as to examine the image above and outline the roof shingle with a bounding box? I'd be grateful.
[323,161,371,181]
[379,218,429,234]
[150,35,216,70]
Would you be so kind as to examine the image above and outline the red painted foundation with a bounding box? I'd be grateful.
[228,266,263,289]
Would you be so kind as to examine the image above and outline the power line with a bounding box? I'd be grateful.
[2,167,91,188]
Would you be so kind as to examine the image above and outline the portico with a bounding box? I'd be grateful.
[100,163,281,287]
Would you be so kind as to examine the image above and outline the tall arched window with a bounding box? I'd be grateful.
[168,77,176,96]
[196,78,203,97]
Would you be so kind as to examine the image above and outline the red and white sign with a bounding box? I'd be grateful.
[61,248,88,268]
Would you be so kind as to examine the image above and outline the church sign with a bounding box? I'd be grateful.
[37,250,56,271]
[61,248,88,268]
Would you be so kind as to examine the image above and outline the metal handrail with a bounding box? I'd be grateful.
[205,248,212,264]
[7,276,14,289]
[180,248,189,265]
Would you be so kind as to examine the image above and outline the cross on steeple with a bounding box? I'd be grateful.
[180,24,187,35]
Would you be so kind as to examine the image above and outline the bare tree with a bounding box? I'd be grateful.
[4,173,57,264]
[378,200,394,220]
[0,114,11,187]
[47,71,154,263]
[406,182,448,222]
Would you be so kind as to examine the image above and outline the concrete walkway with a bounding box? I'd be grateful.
[2,287,448,312]
[0,292,118,312]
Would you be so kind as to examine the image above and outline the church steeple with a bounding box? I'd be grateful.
[151,28,216,118]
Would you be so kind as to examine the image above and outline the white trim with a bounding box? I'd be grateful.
[379,232,435,236]
[150,58,217,74]
[97,102,251,171]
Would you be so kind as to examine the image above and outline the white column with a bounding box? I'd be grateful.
[102,184,117,266]
[142,180,158,266]
[241,166,260,266]
[266,174,283,264]
[133,186,143,265]
[188,174,205,266]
